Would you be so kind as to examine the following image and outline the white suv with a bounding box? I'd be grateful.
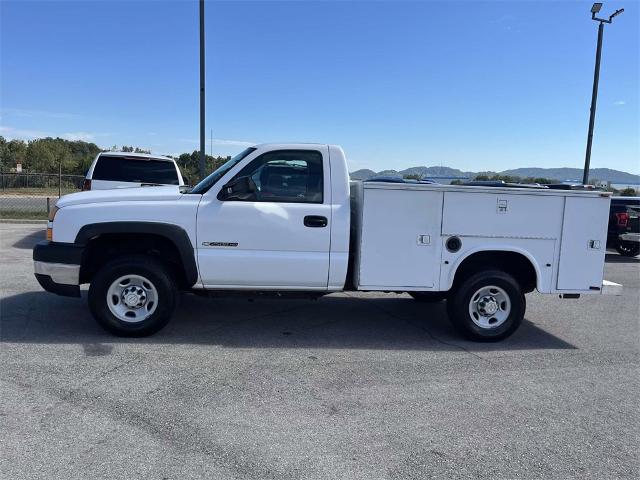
[83,152,185,190]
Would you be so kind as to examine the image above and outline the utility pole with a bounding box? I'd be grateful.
[199,0,206,180]
[583,3,624,185]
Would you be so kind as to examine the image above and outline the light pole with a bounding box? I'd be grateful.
[199,0,206,180]
[583,3,624,185]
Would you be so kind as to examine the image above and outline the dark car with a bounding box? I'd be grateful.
[607,197,640,257]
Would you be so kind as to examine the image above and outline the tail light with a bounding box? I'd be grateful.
[615,212,629,227]
[82,179,92,191]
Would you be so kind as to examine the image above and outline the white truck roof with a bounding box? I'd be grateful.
[99,151,174,162]
[253,143,342,150]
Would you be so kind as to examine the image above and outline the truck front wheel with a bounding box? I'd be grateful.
[447,270,525,342]
[88,255,177,337]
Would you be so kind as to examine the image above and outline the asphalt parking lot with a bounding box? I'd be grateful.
[1,223,638,480]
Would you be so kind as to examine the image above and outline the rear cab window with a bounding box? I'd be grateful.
[93,156,179,184]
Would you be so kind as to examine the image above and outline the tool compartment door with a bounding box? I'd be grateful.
[557,196,609,290]
[358,187,443,289]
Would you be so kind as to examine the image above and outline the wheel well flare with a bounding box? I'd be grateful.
[79,230,196,288]
[452,251,538,293]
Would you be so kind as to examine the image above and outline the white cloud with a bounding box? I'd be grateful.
[62,132,96,141]
[0,125,52,139]
[176,138,255,147]
[213,139,255,147]
[614,100,626,105]
[0,125,110,143]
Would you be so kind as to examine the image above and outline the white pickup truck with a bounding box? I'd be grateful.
[33,143,619,341]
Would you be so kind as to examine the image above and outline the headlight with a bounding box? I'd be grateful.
[47,206,59,241]
[48,205,59,222]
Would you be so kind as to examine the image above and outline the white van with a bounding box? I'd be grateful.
[83,152,185,190]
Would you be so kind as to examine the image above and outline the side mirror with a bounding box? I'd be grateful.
[218,176,257,201]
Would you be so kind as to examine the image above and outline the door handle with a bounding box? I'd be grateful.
[304,215,328,228]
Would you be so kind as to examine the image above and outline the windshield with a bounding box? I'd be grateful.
[189,147,257,194]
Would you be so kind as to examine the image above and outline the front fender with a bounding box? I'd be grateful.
[75,221,199,286]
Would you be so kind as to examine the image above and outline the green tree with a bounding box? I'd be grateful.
[532,177,557,184]
[620,187,637,197]
[26,138,72,173]
[66,140,101,174]
[0,136,7,170]
[0,136,231,180]
[490,174,520,183]
[3,138,28,170]
[176,150,229,185]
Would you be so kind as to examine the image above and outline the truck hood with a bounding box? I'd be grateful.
[56,185,186,208]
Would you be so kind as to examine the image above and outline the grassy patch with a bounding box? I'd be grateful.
[0,188,79,196]
[0,210,48,220]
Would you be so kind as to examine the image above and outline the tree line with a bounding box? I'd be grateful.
[0,136,231,185]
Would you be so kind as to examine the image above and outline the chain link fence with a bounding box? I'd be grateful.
[0,172,85,220]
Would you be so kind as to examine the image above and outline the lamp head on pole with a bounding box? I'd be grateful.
[591,3,624,23]
[609,8,624,21]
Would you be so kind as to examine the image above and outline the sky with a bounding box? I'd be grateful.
[1,0,638,174]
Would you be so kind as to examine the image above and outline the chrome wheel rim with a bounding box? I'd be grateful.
[106,274,158,323]
[468,285,511,329]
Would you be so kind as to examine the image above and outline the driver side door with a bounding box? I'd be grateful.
[196,148,332,289]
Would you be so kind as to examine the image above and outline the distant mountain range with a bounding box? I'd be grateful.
[350,166,640,184]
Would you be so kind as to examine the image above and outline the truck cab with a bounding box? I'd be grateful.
[189,144,351,291]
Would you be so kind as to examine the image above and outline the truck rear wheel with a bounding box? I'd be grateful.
[447,270,525,342]
[88,255,177,337]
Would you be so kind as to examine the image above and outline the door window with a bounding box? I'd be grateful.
[223,150,323,203]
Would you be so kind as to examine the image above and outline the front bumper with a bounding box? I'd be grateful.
[33,241,83,297]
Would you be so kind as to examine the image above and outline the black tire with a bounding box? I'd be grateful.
[616,241,640,257]
[409,291,447,303]
[88,255,177,337]
[447,270,525,342]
